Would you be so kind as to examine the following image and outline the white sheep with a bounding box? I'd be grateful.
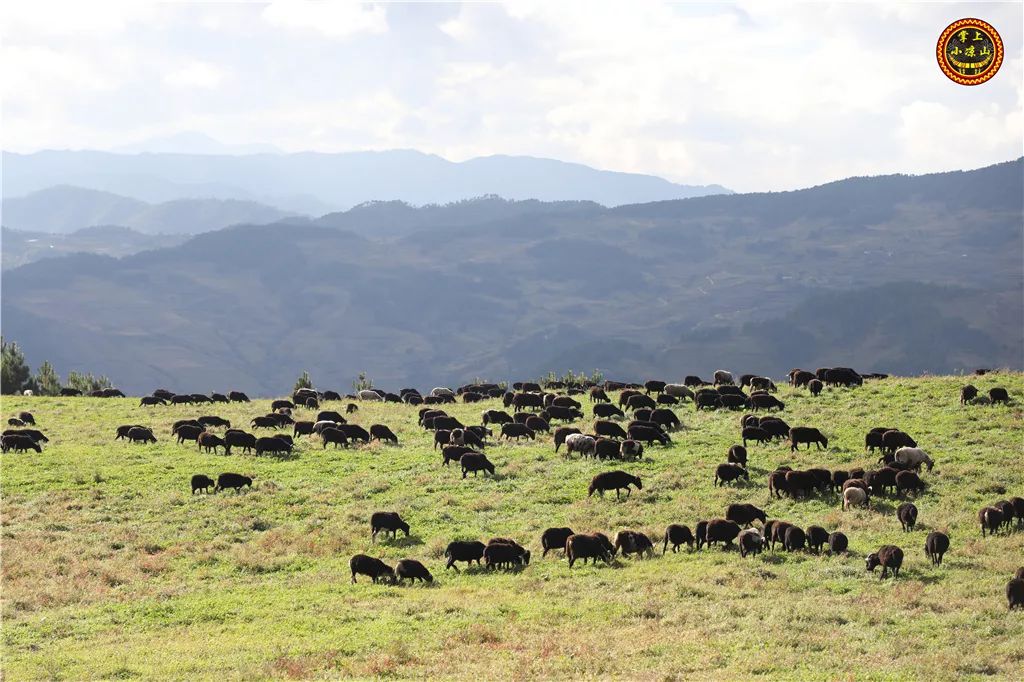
[564,433,596,458]
[843,486,868,510]
[894,447,935,472]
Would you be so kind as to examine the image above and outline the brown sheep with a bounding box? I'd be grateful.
[866,545,903,579]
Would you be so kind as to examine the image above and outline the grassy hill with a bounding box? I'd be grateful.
[2,374,1023,679]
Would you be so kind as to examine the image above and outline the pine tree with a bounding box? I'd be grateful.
[293,370,313,393]
[1,338,31,395]
[33,361,62,396]
[66,371,112,393]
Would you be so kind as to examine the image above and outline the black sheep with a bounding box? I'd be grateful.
[727,445,747,467]
[924,531,950,566]
[371,511,410,542]
[191,474,215,494]
[828,532,849,554]
[1008,574,1024,610]
[663,524,695,553]
[784,526,807,551]
[628,425,670,445]
[216,473,252,492]
[896,470,925,496]
[741,427,770,447]
[395,559,433,584]
[989,387,1009,404]
[703,519,741,549]
[460,452,496,478]
[789,427,828,451]
[588,470,642,499]
[350,554,395,584]
[369,424,399,444]
[806,526,830,553]
[1,434,41,453]
[566,533,614,567]
[501,423,535,441]
[897,503,918,532]
[541,527,575,557]
[483,540,530,570]
[866,545,904,579]
[979,506,1004,536]
[444,541,486,570]
[594,420,628,440]
[127,427,157,444]
[725,503,765,527]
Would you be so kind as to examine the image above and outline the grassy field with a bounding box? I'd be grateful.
[2,375,1023,680]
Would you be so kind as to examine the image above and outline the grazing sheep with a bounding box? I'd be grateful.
[896,470,926,496]
[784,470,818,499]
[320,427,349,449]
[703,519,741,549]
[223,430,256,455]
[127,426,157,444]
[293,421,315,437]
[960,385,979,405]
[594,420,628,439]
[695,392,722,411]
[715,463,750,487]
[784,526,807,551]
[989,387,1010,404]
[357,390,383,402]
[738,528,764,558]
[663,384,694,401]
[484,539,531,570]
[541,527,575,557]
[626,394,657,412]
[866,545,903,579]
[441,445,474,467]
[460,452,496,478]
[444,541,486,570]
[726,503,766,527]
[768,471,789,498]
[590,387,611,403]
[727,445,748,467]
[215,473,252,493]
[979,506,1005,536]
[553,427,582,453]
[808,379,823,396]
[828,532,849,554]
[663,524,695,553]
[565,430,598,456]
[500,423,535,441]
[395,559,433,584]
[350,554,395,584]
[894,447,935,472]
[843,486,869,510]
[614,530,655,559]
[17,411,34,425]
[482,409,514,426]
[897,503,918,532]
[714,370,734,386]
[649,408,681,431]
[881,429,916,454]
[115,424,145,441]
[742,426,771,447]
[831,470,850,493]
[1,434,41,453]
[369,424,398,444]
[620,439,644,461]
[250,416,280,430]
[593,403,625,419]
[371,512,410,542]
[346,403,359,414]
[566,533,615,567]
[525,416,550,433]
[789,427,828,451]
[197,432,225,453]
[139,396,166,407]
[1008,575,1024,610]
[255,436,292,457]
[190,474,215,494]
[1010,497,1024,527]
[628,425,670,445]
[749,394,785,411]
[924,531,950,566]
[588,470,642,499]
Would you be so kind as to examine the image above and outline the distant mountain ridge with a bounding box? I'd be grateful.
[1,149,732,215]
[2,158,1019,394]
[1,186,296,234]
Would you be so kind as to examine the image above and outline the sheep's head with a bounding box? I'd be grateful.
[865,553,880,572]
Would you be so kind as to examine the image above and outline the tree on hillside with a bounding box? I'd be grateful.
[352,372,374,392]
[293,371,313,393]
[33,361,62,396]
[66,371,112,393]
[1,338,31,394]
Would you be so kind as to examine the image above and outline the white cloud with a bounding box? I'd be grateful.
[261,1,387,39]
[163,61,227,89]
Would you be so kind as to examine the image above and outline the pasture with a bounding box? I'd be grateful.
[2,374,1023,680]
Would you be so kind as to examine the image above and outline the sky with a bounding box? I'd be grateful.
[1,1,1022,192]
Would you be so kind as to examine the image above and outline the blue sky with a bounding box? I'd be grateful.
[2,1,1021,191]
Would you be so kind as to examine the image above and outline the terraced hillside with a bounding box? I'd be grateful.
[2,374,1023,680]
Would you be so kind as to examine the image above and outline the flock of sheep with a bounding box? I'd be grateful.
[5,368,1023,610]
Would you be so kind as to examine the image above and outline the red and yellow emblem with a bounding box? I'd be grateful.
[937,18,1003,86]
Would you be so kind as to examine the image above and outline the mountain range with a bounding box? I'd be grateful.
[2,149,731,216]
[2,158,1020,394]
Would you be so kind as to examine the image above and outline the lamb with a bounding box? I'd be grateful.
[540,527,575,557]
[663,524,695,553]
[444,541,486,570]
[924,531,950,566]
[588,470,642,499]
[714,463,749,487]
[726,503,765,527]
[566,533,615,567]
[370,511,410,542]
[897,502,918,532]
[894,447,934,472]
[395,559,433,584]
[190,474,215,494]
[866,545,904,579]
[620,439,644,460]
[843,486,869,510]
[614,530,655,559]
[350,554,395,584]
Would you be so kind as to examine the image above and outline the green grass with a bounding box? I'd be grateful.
[2,375,1023,680]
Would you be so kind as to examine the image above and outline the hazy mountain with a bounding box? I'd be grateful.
[112,131,283,155]
[2,149,732,215]
[1,226,187,270]
[2,159,1020,394]
[1,186,296,234]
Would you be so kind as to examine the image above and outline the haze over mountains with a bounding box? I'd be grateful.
[2,149,731,217]
[2,157,1020,394]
